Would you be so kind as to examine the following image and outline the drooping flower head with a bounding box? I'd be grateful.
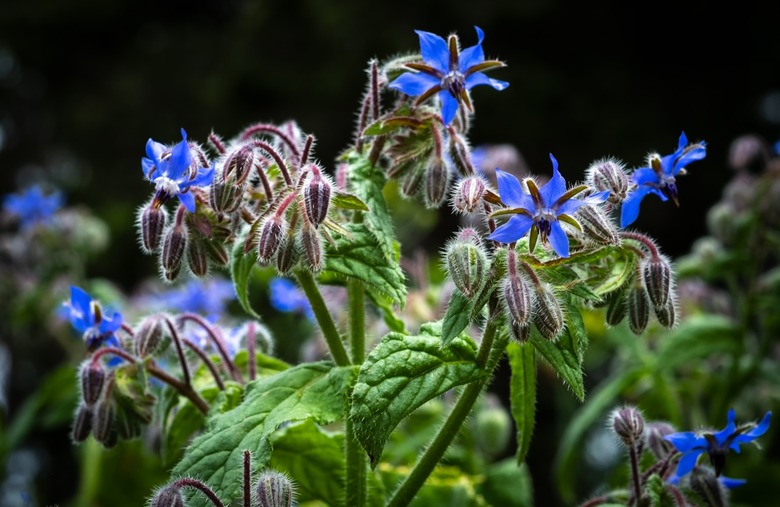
[488,154,608,258]
[388,26,509,125]
[3,185,63,230]
[141,128,214,213]
[664,409,772,485]
[620,131,706,227]
[64,286,124,352]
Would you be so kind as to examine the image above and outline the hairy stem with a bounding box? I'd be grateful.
[346,278,367,507]
[294,269,351,366]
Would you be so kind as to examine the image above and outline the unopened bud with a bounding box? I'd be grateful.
[424,159,450,208]
[728,133,769,174]
[576,204,619,245]
[92,400,115,447]
[645,421,677,459]
[642,255,673,309]
[275,233,299,274]
[447,132,475,176]
[303,166,332,226]
[689,467,728,507]
[150,485,185,507]
[533,283,564,341]
[605,290,627,326]
[586,157,629,204]
[452,175,487,213]
[210,173,245,214]
[400,166,425,198]
[80,361,106,406]
[502,254,534,328]
[300,222,323,272]
[71,403,93,443]
[654,296,677,328]
[223,144,256,184]
[204,239,229,267]
[187,237,209,277]
[445,229,488,298]
[257,215,286,264]
[139,204,168,254]
[627,285,650,335]
[161,223,188,282]
[255,470,296,507]
[509,320,531,342]
[611,406,645,446]
[134,316,163,357]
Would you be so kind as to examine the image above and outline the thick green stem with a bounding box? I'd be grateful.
[346,278,367,507]
[295,269,351,367]
[387,314,504,507]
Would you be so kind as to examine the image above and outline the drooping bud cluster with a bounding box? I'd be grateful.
[79,361,106,406]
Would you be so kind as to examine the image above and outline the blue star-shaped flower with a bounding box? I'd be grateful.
[620,131,706,227]
[3,185,63,230]
[488,154,608,258]
[664,409,772,484]
[65,286,124,352]
[388,26,509,125]
[141,128,214,213]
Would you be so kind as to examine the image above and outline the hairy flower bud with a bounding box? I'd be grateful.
[300,222,324,272]
[645,421,677,459]
[502,254,534,329]
[223,143,256,184]
[400,166,425,198]
[255,470,296,507]
[445,229,488,298]
[204,239,229,267]
[654,296,677,328]
[611,406,645,446]
[161,222,188,282]
[576,204,619,245]
[605,290,627,326]
[533,283,564,341]
[447,132,475,176]
[150,485,185,507]
[303,166,332,226]
[210,173,245,214]
[642,255,673,309]
[139,204,168,254]
[80,361,106,406]
[92,400,115,448]
[134,316,163,357]
[71,403,93,443]
[257,215,286,265]
[275,233,299,274]
[586,157,629,204]
[187,237,209,277]
[452,175,487,213]
[627,285,650,335]
[509,320,531,342]
[424,159,450,208]
[689,467,728,507]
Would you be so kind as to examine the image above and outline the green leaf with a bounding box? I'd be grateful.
[230,226,261,319]
[564,298,589,363]
[591,249,635,296]
[350,329,484,467]
[379,465,487,507]
[655,315,741,371]
[528,324,585,402]
[441,290,474,345]
[331,190,370,211]
[323,222,407,306]
[507,342,536,464]
[554,366,647,504]
[173,362,357,507]
[478,459,533,507]
[539,264,601,302]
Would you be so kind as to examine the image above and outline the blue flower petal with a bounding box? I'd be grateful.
[714,408,738,446]
[464,72,509,91]
[674,448,704,479]
[388,72,441,97]
[539,154,566,206]
[189,165,215,188]
[145,138,166,165]
[547,220,570,258]
[495,169,529,208]
[458,26,485,71]
[620,185,654,227]
[69,286,94,332]
[439,90,460,125]
[719,476,747,488]
[414,30,449,73]
[556,197,587,217]
[631,167,660,186]
[488,214,534,243]
[167,130,193,180]
[731,411,772,449]
[178,191,196,213]
[664,430,706,452]
[142,157,155,179]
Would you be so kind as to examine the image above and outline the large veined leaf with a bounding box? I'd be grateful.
[507,342,536,464]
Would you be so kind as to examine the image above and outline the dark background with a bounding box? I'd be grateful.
[2,0,779,505]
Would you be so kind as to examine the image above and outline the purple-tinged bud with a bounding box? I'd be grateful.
[71,403,93,443]
[586,157,629,204]
[210,172,245,214]
[605,290,627,326]
[115,408,142,440]
[424,159,450,208]
[447,133,476,176]
[576,204,619,245]
[502,251,534,329]
[400,166,425,198]
[187,237,209,277]
[300,222,324,273]
[689,467,728,507]
[452,175,487,214]
[645,421,677,459]
[138,204,168,254]
[204,239,229,267]
[303,165,332,226]
[257,215,286,265]
[80,361,106,406]
[654,296,677,329]
[134,316,163,357]
[533,283,564,341]
[611,406,645,446]
[92,400,115,447]
[275,234,299,274]
[627,285,650,335]
[161,222,188,283]
[642,255,673,309]
[150,485,185,507]
[445,229,488,298]
[223,144,257,184]
[255,470,296,507]
[509,320,531,343]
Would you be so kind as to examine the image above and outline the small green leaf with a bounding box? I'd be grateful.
[539,264,601,302]
[230,226,261,319]
[528,325,585,402]
[592,249,635,296]
[442,290,474,345]
[350,330,484,467]
[655,315,741,371]
[173,362,357,507]
[366,289,407,334]
[564,299,589,363]
[507,342,536,464]
[331,190,370,211]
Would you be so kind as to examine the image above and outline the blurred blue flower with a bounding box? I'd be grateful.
[664,409,772,484]
[154,278,236,320]
[269,277,313,319]
[488,154,608,258]
[65,286,123,352]
[3,185,63,230]
[620,131,706,227]
[388,26,508,125]
[141,128,213,212]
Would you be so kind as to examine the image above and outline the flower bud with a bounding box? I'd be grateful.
[728,133,769,174]
[605,290,627,326]
[424,159,450,208]
[576,204,619,245]
[210,173,245,214]
[187,237,209,277]
[71,403,93,443]
[627,285,650,335]
[92,400,115,448]
[134,316,163,357]
[533,283,564,341]
[223,143,256,184]
[257,215,286,264]
[452,175,487,213]
[611,406,645,446]
[255,470,296,507]
[509,320,531,342]
[642,255,673,309]
[139,204,168,254]
[689,467,728,507]
[204,239,229,267]
[645,421,676,459]
[300,222,323,272]
[654,296,677,329]
[303,166,332,226]
[400,166,425,198]
[447,132,475,176]
[586,157,629,204]
[275,233,299,274]
[80,361,106,406]
[150,485,185,507]
[161,222,188,282]
[502,254,534,328]
[445,229,488,298]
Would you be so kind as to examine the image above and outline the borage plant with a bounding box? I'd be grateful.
[55,25,772,507]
